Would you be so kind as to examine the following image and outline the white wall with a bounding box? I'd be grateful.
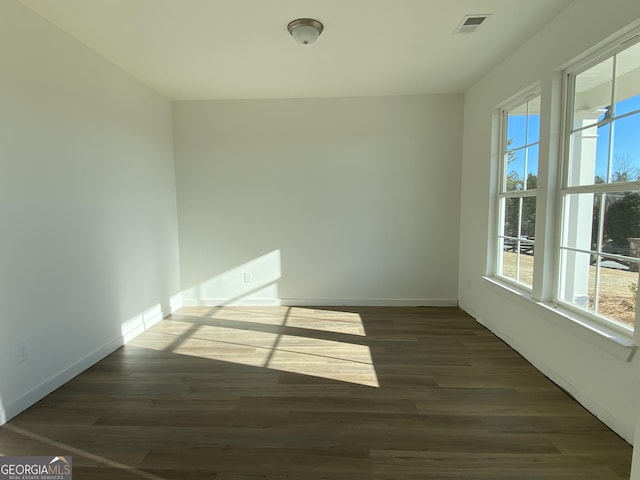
[458,0,640,448]
[0,0,181,423]
[173,95,463,307]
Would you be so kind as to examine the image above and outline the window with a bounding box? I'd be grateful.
[491,29,640,339]
[496,93,541,289]
[559,38,640,332]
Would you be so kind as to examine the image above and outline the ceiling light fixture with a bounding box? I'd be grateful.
[287,18,324,45]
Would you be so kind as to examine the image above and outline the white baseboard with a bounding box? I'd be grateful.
[460,303,634,444]
[280,297,458,307]
[1,305,172,426]
[180,297,458,307]
[180,297,282,307]
[120,304,171,343]
[2,335,126,426]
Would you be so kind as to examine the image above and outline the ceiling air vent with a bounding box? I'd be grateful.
[453,14,491,35]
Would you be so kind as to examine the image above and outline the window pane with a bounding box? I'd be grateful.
[559,249,596,313]
[595,256,637,329]
[568,124,610,186]
[503,197,520,238]
[561,193,601,251]
[500,245,534,288]
[525,144,539,190]
[507,110,527,149]
[615,95,640,118]
[520,197,536,239]
[573,57,613,129]
[610,114,640,182]
[614,41,640,117]
[501,249,517,279]
[518,246,534,287]
[506,149,525,191]
[527,96,541,145]
[603,191,640,253]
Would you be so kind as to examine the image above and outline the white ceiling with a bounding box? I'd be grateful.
[18,0,574,100]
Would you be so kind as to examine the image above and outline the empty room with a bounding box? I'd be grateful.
[1,0,640,479]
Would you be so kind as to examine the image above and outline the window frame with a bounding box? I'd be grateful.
[495,89,541,291]
[556,33,640,336]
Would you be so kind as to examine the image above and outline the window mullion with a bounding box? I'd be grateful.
[593,256,601,314]
[591,190,602,319]
[524,102,530,190]
[524,75,562,303]
[563,181,640,195]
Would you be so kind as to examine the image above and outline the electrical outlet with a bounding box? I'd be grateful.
[17,341,28,363]
[243,272,253,284]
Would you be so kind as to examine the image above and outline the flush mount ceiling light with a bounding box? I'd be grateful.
[287,18,324,45]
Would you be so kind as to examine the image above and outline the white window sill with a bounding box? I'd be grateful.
[482,276,637,362]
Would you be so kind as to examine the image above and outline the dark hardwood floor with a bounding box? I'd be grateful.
[0,306,633,479]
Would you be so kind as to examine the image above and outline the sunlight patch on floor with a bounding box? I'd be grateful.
[130,309,379,387]
[180,306,368,336]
